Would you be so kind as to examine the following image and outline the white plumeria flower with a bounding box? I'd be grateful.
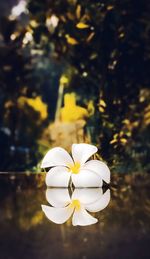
[42,188,110,226]
[41,143,110,187]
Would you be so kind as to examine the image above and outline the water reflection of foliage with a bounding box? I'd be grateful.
[1,188,45,230]
[1,174,150,258]
[1,174,150,233]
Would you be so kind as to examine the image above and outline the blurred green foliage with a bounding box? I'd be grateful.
[0,0,149,172]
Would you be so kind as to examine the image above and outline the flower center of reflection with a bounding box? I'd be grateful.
[70,199,81,211]
[68,162,80,174]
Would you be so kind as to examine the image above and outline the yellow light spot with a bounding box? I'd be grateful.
[76,22,89,29]
[110,139,117,144]
[70,200,81,211]
[65,35,79,45]
[99,99,106,108]
[60,93,88,122]
[17,96,48,120]
[86,32,95,42]
[87,100,95,116]
[99,106,105,113]
[60,75,69,85]
[119,33,125,38]
[120,138,127,144]
[68,162,80,174]
[30,20,39,28]
[76,5,81,19]
[107,5,114,11]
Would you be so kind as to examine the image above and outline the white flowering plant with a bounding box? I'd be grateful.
[41,143,110,188]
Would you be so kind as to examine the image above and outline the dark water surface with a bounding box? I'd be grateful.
[0,173,150,259]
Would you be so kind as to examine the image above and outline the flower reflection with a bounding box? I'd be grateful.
[42,188,110,226]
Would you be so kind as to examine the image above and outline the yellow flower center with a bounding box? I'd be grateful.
[68,162,80,174]
[70,199,81,211]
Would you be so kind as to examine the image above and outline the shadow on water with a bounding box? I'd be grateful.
[0,173,150,259]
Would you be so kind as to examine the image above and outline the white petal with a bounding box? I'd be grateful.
[46,188,71,207]
[85,189,110,212]
[41,205,73,224]
[83,160,110,184]
[72,169,102,187]
[72,188,103,205]
[71,143,97,165]
[72,207,98,226]
[41,147,73,168]
[46,167,71,187]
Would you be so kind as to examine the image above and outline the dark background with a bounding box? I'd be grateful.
[0,0,149,172]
